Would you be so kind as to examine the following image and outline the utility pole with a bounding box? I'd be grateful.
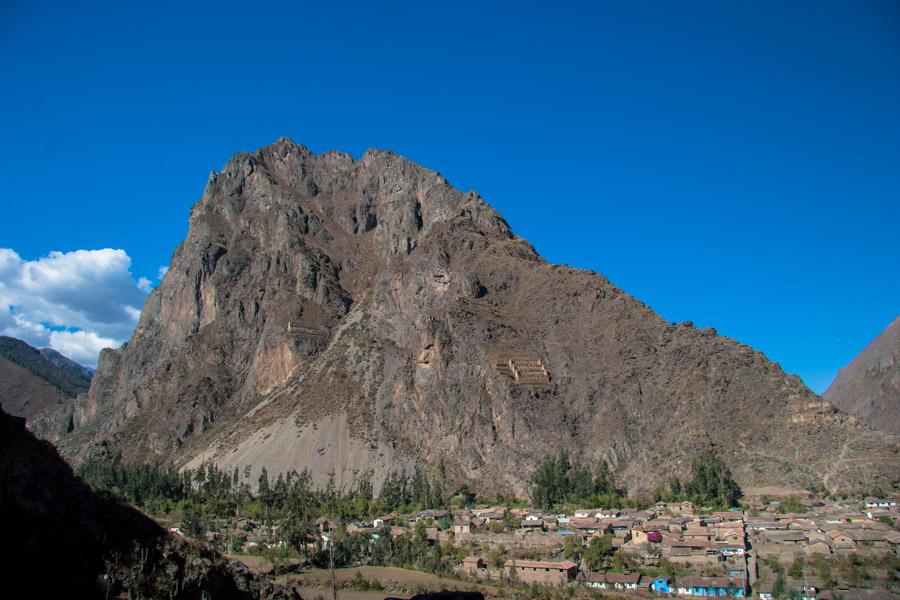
[322,533,338,600]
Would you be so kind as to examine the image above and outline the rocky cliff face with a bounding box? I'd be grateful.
[60,139,900,497]
[825,317,900,436]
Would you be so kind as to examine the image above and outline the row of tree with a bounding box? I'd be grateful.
[77,458,451,524]
[529,449,742,510]
[529,449,625,509]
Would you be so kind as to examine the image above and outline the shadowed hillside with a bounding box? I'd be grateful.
[0,405,300,599]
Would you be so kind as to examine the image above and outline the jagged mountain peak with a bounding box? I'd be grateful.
[54,141,899,498]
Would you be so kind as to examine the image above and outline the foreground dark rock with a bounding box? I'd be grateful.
[0,406,300,599]
[57,138,899,497]
[825,316,900,436]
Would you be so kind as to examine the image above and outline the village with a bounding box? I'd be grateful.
[190,495,900,600]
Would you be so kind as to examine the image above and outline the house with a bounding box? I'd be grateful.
[843,514,869,523]
[765,531,807,545]
[571,517,606,533]
[316,516,338,533]
[748,519,783,532]
[826,529,855,550]
[715,541,746,557]
[605,572,643,590]
[863,498,897,510]
[581,572,609,589]
[632,527,661,545]
[373,515,396,528]
[346,523,363,534]
[580,572,642,590]
[521,519,545,531]
[477,509,505,522]
[652,577,674,593]
[610,518,636,533]
[461,556,486,576]
[505,560,577,585]
[757,581,775,599]
[843,529,886,545]
[675,576,745,597]
[685,527,716,543]
[453,523,471,535]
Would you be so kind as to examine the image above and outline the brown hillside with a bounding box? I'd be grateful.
[57,139,899,497]
[825,316,900,436]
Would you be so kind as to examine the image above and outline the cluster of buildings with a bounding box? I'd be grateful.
[454,501,750,596]
[449,498,900,598]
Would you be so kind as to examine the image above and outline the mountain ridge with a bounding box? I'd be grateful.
[825,316,900,436]
[0,335,91,437]
[54,138,899,498]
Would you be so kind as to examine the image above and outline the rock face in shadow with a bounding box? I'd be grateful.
[58,138,899,497]
[0,405,299,599]
[825,316,900,436]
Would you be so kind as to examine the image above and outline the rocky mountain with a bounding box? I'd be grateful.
[0,336,91,434]
[824,317,900,436]
[0,405,299,599]
[40,346,96,379]
[57,138,900,498]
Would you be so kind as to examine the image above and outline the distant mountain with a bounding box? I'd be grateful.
[0,405,299,599]
[56,139,899,497]
[0,336,92,437]
[825,317,900,436]
[39,346,95,379]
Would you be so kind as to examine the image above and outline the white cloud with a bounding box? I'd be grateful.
[48,330,120,367]
[0,248,152,367]
[158,266,169,280]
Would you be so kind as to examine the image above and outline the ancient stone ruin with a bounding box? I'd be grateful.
[490,351,551,386]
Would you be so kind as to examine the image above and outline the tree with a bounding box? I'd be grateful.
[258,467,271,506]
[183,505,204,538]
[529,450,622,508]
[281,514,315,558]
[788,558,804,579]
[773,572,786,599]
[778,497,807,514]
[563,536,583,562]
[683,450,742,508]
[582,534,614,571]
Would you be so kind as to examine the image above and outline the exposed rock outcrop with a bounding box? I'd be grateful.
[58,139,900,497]
[825,316,900,436]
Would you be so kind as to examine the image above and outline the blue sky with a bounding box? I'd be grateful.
[1,1,897,388]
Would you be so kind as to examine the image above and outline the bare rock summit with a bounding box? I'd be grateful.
[54,139,900,498]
